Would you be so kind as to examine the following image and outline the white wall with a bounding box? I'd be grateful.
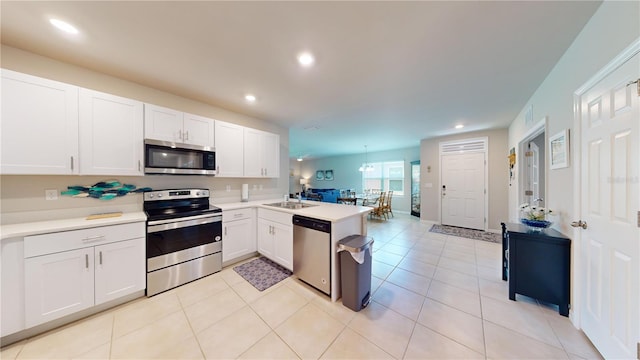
[507,1,640,235]
[291,146,420,212]
[0,45,290,224]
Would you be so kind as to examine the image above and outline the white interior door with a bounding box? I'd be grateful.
[579,49,639,359]
[441,152,485,230]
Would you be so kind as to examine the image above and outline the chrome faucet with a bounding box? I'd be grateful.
[297,193,302,203]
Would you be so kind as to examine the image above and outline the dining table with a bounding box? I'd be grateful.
[337,192,381,206]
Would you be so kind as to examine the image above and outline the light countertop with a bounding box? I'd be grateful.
[1,200,371,241]
[0,212,147,240]
[216,199,372,223]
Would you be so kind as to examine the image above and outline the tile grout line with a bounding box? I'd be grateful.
[475,240,490,360]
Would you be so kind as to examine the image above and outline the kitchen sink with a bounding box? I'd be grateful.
[264,202,318,210]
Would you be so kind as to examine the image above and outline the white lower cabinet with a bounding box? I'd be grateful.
[94,239,145,305]
[257,209,293,270]
[222,208,256,262]
[25,247,94,327]
[24,223,145,328]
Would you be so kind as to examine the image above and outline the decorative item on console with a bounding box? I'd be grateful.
[519,201,554,231]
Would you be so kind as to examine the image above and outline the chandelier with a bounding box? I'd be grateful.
[358,145,374,172]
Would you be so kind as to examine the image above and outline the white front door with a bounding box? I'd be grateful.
[578,48,639,359]
[441,152,485,230]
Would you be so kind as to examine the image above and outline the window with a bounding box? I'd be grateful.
[362,161,405,195]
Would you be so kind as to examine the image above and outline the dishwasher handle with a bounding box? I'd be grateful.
[292,215,332,234]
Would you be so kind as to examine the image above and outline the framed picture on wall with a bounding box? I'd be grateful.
[315,170,324,181]
[324,170,334,181]
[549,129,569,169]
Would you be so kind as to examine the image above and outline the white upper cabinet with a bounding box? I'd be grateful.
[183,112,215,148]
[244,128,280,178]
[144,104,214,147]
[261,131,280,178]
[144,104,184,143]
[79,89,144,176]
[214,120,244,177]
[1,69,79,175]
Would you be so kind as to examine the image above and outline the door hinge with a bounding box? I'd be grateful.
[484,189,486,194]
[637,211,639,228]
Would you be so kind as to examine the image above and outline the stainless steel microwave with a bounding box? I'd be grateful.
[144,139,216,175]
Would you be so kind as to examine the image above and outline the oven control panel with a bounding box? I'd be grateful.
[144,189,209,201]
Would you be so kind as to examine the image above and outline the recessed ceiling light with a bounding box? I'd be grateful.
[49,18,79,34]
[455,124,464,129]
[245,94,256,103]
[297,52,315,67]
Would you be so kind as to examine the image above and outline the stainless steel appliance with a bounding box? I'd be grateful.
[144,188,222,296]
[292,215,331,295]
[144,139,216,175]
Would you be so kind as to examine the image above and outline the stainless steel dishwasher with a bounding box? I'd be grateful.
[293,215,332,295]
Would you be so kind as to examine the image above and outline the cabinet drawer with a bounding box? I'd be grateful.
[24,222,145,258]
[258,208,292,226]
[223,208,254,222]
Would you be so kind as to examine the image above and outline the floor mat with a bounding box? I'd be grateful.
[233,257,292,291]
[429,224,500,243]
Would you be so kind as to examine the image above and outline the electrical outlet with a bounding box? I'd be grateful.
[225,185,231,192]
[259,184,263,190]
[253,184,257,191]
[45,189,58,200]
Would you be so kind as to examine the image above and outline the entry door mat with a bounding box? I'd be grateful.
[233,257,292,291]
[429,224,500,243]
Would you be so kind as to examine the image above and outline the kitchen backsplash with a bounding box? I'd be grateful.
[0,175,283,224]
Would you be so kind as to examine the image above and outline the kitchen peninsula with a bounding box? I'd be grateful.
[218,199,372,302]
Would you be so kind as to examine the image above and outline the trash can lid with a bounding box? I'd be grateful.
[338,234,374,253]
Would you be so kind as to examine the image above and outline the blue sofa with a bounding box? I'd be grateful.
[305,188,341,203]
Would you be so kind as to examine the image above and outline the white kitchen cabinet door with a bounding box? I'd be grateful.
[1,238,25,337]
[261,131,280,178]
[272,221,293,271]
[244,129,280,178]
[257,218,275,260]
[79,89,144,176]
[183,112,215,147]
[243,128,262,177]
[1,69,79,175]
[222,217,256,262]
[144,103,183,143]
[215,120,244,177]
[94,238,145,305]
[25,248,94,327]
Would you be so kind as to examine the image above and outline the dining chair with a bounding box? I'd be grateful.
[383,190,394,218]
[367,191,387,219]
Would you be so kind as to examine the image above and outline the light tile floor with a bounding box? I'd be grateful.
[1,214,603,359]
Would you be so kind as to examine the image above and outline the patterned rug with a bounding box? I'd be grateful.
[233,257,292,291]
[429,224,500,243]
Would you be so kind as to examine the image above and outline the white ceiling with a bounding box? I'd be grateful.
[0,1,601,159]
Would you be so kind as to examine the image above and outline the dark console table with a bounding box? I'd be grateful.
[501,222,571,316]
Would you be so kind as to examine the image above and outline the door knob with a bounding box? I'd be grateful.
[571,220,588,229]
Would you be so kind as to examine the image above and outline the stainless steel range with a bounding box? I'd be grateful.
[144,188,222,296]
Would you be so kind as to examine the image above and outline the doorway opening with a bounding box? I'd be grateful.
[518,118,546,209]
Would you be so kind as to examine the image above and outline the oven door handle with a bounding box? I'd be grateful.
[147,213,222,226]
[147,216,221,233]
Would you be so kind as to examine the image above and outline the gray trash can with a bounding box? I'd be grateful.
[338,235,374,311]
